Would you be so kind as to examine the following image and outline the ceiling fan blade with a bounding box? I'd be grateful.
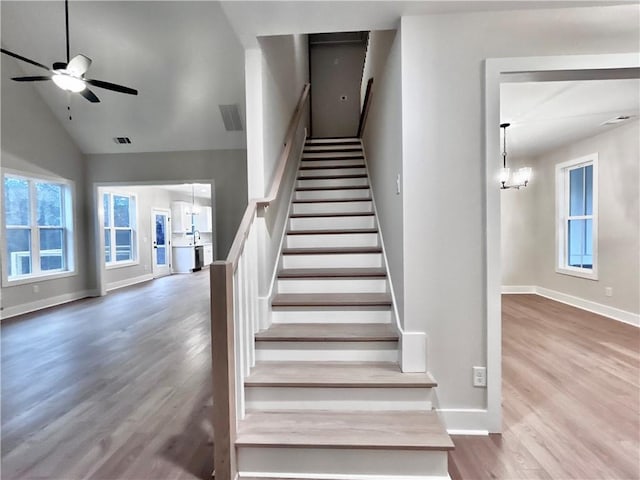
[86,79,138,95]
[67,54,91,76]
[79,88,100,103]
[11,75,52,82]
[1,48,51,72]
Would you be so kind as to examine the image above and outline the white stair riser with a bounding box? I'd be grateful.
[306,138,360,144]
[277,278,387,294]
[297,178,368,189]
[237,447,449,478]
[286,233,379,249]
[291,201,372,215]
[302,151,364,160]
[289,216,375,230]
[295,189,371,201]
[255,341,398,362]
[304,145,363,152]
[301,159,365,168]
[245,387,433,411]
[299,168,367,178]
[281,253,382,269]
[271,308,392,324]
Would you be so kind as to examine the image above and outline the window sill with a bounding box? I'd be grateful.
[2,269,77,287]
[106,261,140,270]
[556,266,598,281]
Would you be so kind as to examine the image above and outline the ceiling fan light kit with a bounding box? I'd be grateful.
[1,0,137,104]
[499,122,532,190]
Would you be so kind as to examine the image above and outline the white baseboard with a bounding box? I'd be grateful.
[503,285,640,327]
[436,408,489,435]
[0,289,92,320]
[106,273,153,292]
[501,285,536,294]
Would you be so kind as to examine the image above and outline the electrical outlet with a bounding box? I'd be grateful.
[605,287,613,297]
[473,366,487,387]
[33,284,39,293]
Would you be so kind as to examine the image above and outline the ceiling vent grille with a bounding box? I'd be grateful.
[601,115,633,126]
[219,104,244,131]
[113,136,132,145]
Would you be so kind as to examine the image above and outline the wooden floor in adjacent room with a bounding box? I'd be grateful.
[2,280,638,479]
[449,294,640,480]
[1,271,214,480]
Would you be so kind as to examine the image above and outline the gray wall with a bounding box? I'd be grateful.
[361,29,405,323]
[311,42,366,138]
[502,121,640,315]
[400,6,639,410]
[1,55,90,313]
[85,149,247,289]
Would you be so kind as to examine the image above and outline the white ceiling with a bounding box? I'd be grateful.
[1,1,247,155]
[160,183,211,200]
[500,78,640,159]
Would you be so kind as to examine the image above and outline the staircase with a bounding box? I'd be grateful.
[235,138,453,479]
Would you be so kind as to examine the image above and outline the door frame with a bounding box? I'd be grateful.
[484,52,639,433]
[151,207,172,278]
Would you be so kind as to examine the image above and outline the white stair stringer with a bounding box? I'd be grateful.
[239,138,452,479]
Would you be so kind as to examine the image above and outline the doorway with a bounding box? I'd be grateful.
[152,208,171,278]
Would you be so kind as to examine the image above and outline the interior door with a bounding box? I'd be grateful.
[152,208,171,278]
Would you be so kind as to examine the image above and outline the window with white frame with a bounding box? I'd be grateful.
[103,192,137,266]
[2,173,75,283]
[556,153,598,279]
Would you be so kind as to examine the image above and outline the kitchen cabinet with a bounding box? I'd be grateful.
[171,201,194,234]
[172,246,194,273]
[196,206,213,233]
[204,244,213,265]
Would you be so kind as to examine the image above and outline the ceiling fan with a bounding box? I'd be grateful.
[0,0,138,103]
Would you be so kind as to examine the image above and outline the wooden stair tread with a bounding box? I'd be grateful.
[292,197,372,203]
[289,212,374,218]
[296,185,369,191]
[236,410,454,450]
[297,173,367,180]
[282,246,382,255]
[254,323,397,342]
[306,137,360,144]
[286,228,378,235]
[299,164,365,170]
[278,267,386,278]
[301,154,365,160]
[246,361,436,387]
[272,293,392,307]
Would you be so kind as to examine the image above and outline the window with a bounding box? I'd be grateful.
[2,173,75,284]
[556,153,598,280]
[103,192,137,266]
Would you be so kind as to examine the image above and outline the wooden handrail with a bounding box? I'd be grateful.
[225,83,310,271]
[357,78,374,138]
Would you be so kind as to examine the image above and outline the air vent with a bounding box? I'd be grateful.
[113,137,132,145]
[601,115,633,126]
[219,104,244,131]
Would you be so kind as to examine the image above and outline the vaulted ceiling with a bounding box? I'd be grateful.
[1,1,246,155]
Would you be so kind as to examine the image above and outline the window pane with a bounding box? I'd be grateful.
[4,177,30,226]
[584,165,593,216]
[583,218,593,268]
[115,230,132,262]
[568,219,586,268]
[103,194,111,227]
[36,183,62,226]
[40,228,64,271]
[105,228,111,263]
[155,214,166,245]
[6,229,32,276]
[156,246,166,266]
[113,195,130,227]
[569,167,585,216]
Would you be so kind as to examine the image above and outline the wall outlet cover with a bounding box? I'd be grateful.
[473,366,487,387]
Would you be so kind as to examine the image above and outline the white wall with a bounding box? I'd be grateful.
[360,29,405,322]
[503,121,640,315]
[1,55,90,317]
[399,5,639,416]
[259,34,309,194]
